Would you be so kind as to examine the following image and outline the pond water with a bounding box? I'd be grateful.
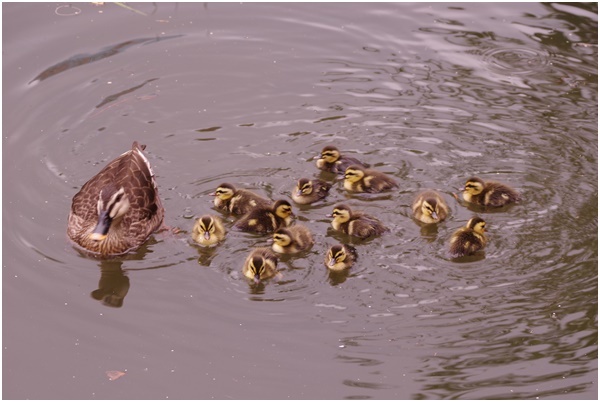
[2,2,597,400]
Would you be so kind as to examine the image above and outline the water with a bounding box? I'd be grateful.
[3,2,597,399]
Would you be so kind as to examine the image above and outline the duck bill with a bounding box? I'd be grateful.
[328,258,337,267]
[253,274,261,284]
[295,189,303,197]
[89,210,112,241]
[431,211,439,220]
[203,231,211,241]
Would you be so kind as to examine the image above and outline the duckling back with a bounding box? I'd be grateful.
[292,178,331,205]
[462,177,520,207]
[211,183,271,215]
[343,165,398,193]
[316,145,369,174]
[272,224,314,254]
[449,217,487,258]
[234,199,293,234]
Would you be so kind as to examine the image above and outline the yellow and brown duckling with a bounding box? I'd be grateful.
[316,145,369,174]
[449,217,487,258]
[242,247,279,283]
[324,244,357,271]
[292,178,332,205]
[234,199,294,234]
[67,141,164,256]
[191,215,226,247]
[210,183,272,215]
[328,204,388,239]
[271,224,314,254]
[412,190,449,224]
[461,177,520,207]
[343,165,398,193]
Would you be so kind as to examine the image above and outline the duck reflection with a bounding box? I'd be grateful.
[90,261,130,308]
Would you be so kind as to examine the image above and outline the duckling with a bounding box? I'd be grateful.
[449,217,487,258]
[461,177,520,207]
[234,199,294,234]
[412,190,449,224]
[191,215,226,247]
[324,244,357,271]
[242,247,279,283]
[271,224,314,254]
[328,204,388,239]
[343,165,398,193]
[210,183,271,215]
[316,145,369,174]
[67,141,164,256]
[292,178,332,205]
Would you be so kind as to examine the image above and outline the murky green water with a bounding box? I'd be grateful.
[3,2,597,399]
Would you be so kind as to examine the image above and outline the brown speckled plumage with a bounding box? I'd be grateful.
[67,141,164,256]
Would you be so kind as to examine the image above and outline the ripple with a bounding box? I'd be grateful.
[482,47,551,76]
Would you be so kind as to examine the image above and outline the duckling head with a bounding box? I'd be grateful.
[462,177,485,196]
[327,244,347,267]
[90,185,130,241]
[296,178,313,197]
[210,183,236,200]
[319,145,341,163]
[273,200,293,219]
[421,198,440,221]
[196,215,217,241]
[344,165,366,183]
[272,228,293,248]
[248,256,268,283]
[329,204,352,224]
[466,216,486,234]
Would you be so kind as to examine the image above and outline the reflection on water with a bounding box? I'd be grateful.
[91,262,130,308]
[3,2,597,400]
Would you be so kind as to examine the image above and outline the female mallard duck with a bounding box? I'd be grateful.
[449,217,487,258]
[343,165,398,193]
[291,178,331,205]
[242,247,279,283]
[234,199,294,234]
[210,183,272,215]
[461,177,520,207]
[328,204,388,239]
[271,224,314,254]
[412,190,449,224]
[191,215,225,247]
[324,244,357,271]
[67,141,164,256]
[316,145,369,174]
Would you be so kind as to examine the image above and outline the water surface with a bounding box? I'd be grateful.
[3,2,597,399]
